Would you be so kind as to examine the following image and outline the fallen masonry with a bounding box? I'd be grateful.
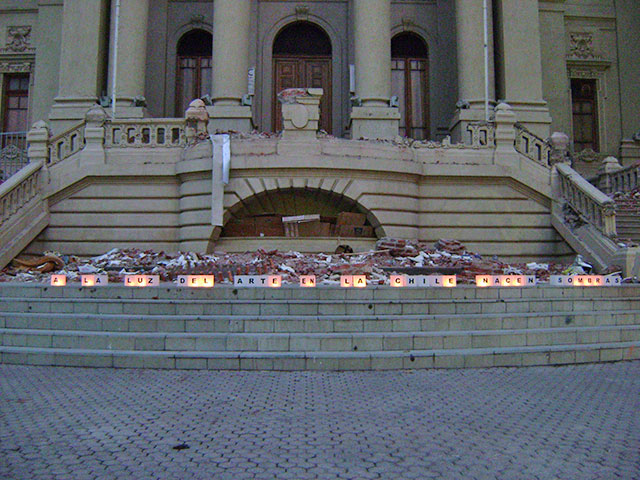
[1,238,632,285]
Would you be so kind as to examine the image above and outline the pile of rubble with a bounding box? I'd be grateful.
[609,187,640,247]
[0,238,579,285]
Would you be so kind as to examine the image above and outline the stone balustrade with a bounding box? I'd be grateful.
[104,119,186,148]
[601,163,640,194]
[515,123,551,167]
[0,160,42,225]
[48,122,85,166]
[556,162,616,237]
[465,122,496,148]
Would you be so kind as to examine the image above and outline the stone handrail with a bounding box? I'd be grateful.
[48,122,85,166]
[0,160,42,226]
[604,162,640,193]
[105,119,186,148]
[556,162,616,237]
[515,123,551,167]
[466,122,496,148]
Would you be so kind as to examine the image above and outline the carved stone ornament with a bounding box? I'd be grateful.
[573,148,600,163]
[0,62,32,73]
[602,202,616,217]
[401,17,415,29]
[295,5,310,18]
[4,26,33,53]
[189,14,205,26]
[569,32,597,60]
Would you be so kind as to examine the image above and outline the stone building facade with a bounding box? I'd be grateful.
[0,0,637,159]
[1,0,639,269]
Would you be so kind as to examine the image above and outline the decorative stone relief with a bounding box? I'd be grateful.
[0,62,32,73]
[2,26,33,53]
[295,6,310,19]
[568,32,598,60]
[401,17,415,29]
[189,14,206,26]
[574,148,600,163]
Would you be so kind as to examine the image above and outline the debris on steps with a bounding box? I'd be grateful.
[0,239,578,285]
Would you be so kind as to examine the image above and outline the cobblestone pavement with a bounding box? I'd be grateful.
[1,362,639,480]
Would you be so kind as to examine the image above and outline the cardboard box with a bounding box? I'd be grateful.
[336,212,366,226]
[298,221,332,237]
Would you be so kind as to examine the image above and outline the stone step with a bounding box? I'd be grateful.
[1,296,639,316]
[2,325,639,352]
[1,342,638,370]
[1,310,638,333]
[1,285,636,302]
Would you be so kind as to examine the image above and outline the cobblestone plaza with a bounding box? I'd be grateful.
[1,361,639,479]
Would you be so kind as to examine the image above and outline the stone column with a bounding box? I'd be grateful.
[49,0,109,135]
[209,0,252,132]
[107,0,150,118]
[495,0,551,137]
[450,0,495,142]
[350,0,399,139]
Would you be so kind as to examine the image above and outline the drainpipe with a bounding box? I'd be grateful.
[111,0,121,118]
[483,0,490,122]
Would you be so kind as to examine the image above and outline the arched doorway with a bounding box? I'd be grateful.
[273,22,332,133]
[391,32,429,139]
[175,29,212,116]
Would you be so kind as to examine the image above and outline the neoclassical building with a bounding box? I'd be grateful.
[0,0,639,271]
[0,0,636,154]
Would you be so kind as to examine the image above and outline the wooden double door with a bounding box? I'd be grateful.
[273,56,332,134]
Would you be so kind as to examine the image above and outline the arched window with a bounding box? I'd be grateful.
[176,29,212,116]
[272,22,332,133]
[391,32,429,139]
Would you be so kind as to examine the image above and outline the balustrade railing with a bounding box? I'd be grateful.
[48,122,85,166]
[556,162,616,237]
[105,119,186,148]
[514,123,551,167]
[0,132,28,183]
[465,122,495,148]
[607,163,640,193]
[0,160,42,226]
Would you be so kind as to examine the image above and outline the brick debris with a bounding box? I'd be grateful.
[0,238,578,285]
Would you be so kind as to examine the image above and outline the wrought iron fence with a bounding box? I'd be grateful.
[0,131,28,183]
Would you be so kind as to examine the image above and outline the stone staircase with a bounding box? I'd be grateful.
[1,284,639,370]
[613,204,640,244]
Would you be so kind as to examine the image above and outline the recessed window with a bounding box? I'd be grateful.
[176,30,212,117]
[3,74,29,133]
[571,78,599,152]
[391,33,429,140]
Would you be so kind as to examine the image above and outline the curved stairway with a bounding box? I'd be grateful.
[1,284,639,370]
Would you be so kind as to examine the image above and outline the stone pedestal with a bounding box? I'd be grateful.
[207,106,253,133]
[81,106,107,166]
[620,139,640,165]
[350,107,400,141]
[350,0,399,139]
[277,88,323,154]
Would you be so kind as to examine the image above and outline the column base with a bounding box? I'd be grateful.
[207,105,253,133]
[350,106,400,140]
[449,106,493,144]
[620,139,640,165]
[111,106,147,119]
[48,97,98,135]
[504,101,552,139]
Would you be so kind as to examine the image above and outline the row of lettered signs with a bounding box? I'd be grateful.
[48,273,622,288]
